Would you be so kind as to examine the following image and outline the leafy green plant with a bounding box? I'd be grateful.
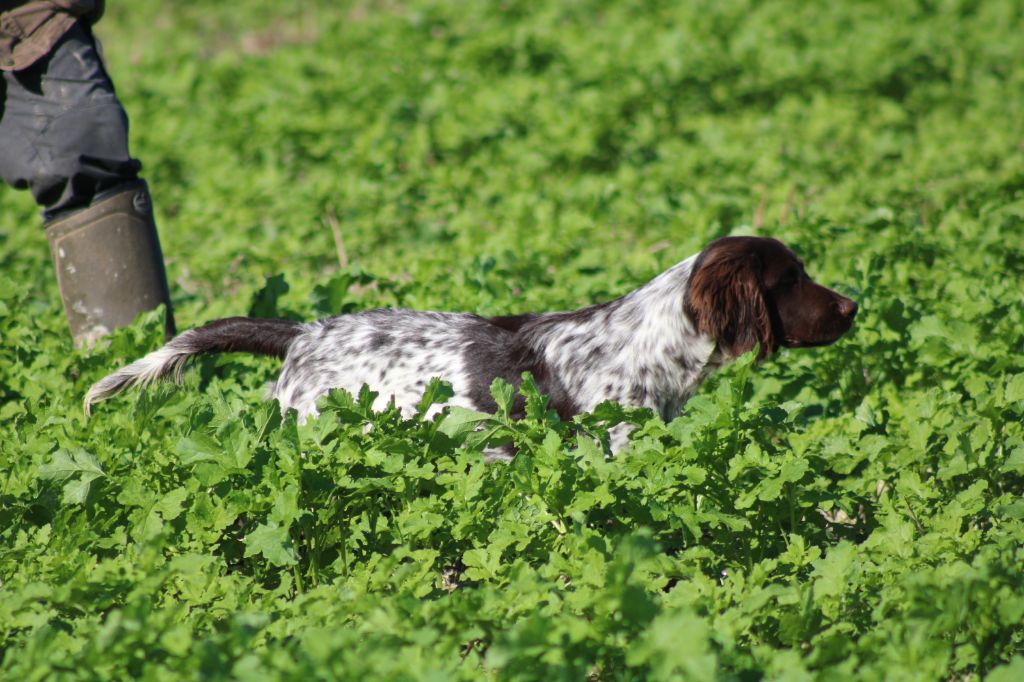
[2,0,1023,679]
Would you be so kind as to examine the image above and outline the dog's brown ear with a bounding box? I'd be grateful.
[685,245,776,360]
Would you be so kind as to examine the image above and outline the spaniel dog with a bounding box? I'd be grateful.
[85,237,856,453]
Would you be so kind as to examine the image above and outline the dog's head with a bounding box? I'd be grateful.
[684,236,857,360]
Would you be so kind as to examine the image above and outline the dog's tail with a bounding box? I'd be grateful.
[84,317,304,415]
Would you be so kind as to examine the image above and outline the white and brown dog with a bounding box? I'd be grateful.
[86,237,857,451]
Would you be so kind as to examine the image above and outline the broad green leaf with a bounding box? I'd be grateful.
[489,378,514,419]
[437,406,494,439]
[244,522,298,567]
[176,432,222,465]
[37,448,104,482]
[1005,374,1024,402]
[415,378,454,416]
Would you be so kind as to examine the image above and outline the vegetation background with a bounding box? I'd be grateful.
[1,0,1023,679]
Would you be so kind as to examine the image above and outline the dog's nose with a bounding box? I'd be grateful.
[837,297,858,319]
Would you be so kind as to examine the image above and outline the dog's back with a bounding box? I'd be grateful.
[273,309,487,418]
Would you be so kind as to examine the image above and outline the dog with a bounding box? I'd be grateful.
[85,236,857,454]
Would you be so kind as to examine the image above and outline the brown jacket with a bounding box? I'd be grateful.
[0,0,103,70]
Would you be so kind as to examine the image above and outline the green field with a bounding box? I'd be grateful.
[2,0,1023,679]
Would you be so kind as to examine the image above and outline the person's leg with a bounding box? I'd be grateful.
[0,21,175,344]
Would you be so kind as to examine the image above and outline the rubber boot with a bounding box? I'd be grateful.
[45,180,176,346]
